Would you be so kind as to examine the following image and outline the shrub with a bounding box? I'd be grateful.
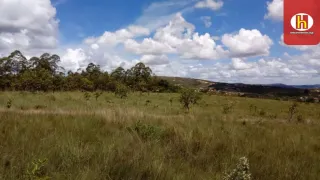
[222,101,235,114]
[223,157,252,180]
[268,114,278,119]
[84,92,91,101]
[129,120,164,141]
[94,91,103,101]
[179,89,201,111]
[169,98,173,106]
[297,114,304,123]
[249,104,257,114]
[6,99,12,109]
[288,102,298,122]
[26,158,50,180]
[145,100,151,106]
[259,109,266,116]
[115,83,129,99]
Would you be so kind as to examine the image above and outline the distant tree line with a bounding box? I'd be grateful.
[0,50,181,92]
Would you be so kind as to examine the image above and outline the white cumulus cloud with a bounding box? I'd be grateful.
[231,58,252,70]
[124,38,175,55]
[84,25,150,47]
[265,0,283,21]
[195,0,224,11]
[222,28,273,57]
[0,0,59,53]
[126,13,228,60]
[61,48,89,72]
[140,55,170,65]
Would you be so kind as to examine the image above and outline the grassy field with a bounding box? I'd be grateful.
[0,91,320,180]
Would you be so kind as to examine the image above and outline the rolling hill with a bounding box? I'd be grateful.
[159,76,320,90]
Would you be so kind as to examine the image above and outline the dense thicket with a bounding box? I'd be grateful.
[0,50,180,92]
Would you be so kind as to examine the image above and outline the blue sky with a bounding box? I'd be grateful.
[56,0,278,43]
[0,0,319,84]
[56,0,290,58]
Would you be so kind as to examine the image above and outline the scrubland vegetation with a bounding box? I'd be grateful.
[1,91,320,180]
[1,50,320,179]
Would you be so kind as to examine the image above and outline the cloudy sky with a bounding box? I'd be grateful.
[0,0,319,85]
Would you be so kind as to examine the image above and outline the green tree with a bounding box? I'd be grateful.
[52,73,65,91]
[80,77,94,91]
[0,57,11,90]
[111,67,126,82]
[30,53,63,75]
[0,50,179,93]
[18,69,53,92]
[84,63,109,90]
[95,72,110,90]
[129,62,152,90]
[64,72,83,91]
[131,62,152,83]
[179,88,202,111]
[7,50,29,74]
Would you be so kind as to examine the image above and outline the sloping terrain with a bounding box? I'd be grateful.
[159,76,320,101]
[1,92,320,180]
[158,76,214,89]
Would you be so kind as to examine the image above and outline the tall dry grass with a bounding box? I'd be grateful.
[0,92,319,180]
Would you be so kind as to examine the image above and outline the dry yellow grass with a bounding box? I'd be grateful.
[0,91,319,180]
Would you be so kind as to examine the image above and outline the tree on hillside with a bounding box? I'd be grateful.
[128,62,152,91]
[131,62,152,83]
[84,63,108,90]
[7,50,29,74]
[30,53,63,75]
[17,69,53,92]
[52,72,66,92]
[111,67,126,82]
[1,51,29,90]
[0,50,179,92]
[95,72,110,90]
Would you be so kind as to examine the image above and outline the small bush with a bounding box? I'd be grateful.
[259,109,266,116]
[249,104,257,114]
[223,157,252,180]
[84,92,91,101]
[222,101,235,114]
[268,114,278,119]
[115,84,129,99]
[94,91,103,101]
[297,114,304,123]
[179,89,201,111]
[6,99,12,109]
[169,98,173,106]
[242,121,247,126]
[129,121,165,141]
[26,158,50,180]
[145,100,151,106]
[288,102,299,122]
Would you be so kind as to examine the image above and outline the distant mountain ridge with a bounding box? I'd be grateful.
[268,84,320,89]
[158,76,320,89]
